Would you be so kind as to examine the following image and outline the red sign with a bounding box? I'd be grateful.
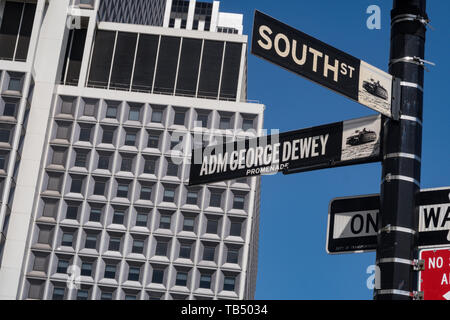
[419,248,450,300]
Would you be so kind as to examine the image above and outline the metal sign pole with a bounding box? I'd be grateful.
[375,0,428,300]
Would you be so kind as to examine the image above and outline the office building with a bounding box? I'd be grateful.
[0,0,263,300]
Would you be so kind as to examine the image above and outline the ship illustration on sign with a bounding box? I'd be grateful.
[346,128,378,146]
[362,79,389,100]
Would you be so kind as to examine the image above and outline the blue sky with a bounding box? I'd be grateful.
[218,1,450,300]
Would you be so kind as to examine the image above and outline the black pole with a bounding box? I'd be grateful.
[375,0,428,300]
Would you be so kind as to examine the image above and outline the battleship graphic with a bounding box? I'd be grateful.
[346,128,378,147]
[362,78,389,101]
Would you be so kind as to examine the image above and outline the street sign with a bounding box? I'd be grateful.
[189,115,381,186]
[419,248,450,300]
[251,10,400,120]
[327,187,450,254]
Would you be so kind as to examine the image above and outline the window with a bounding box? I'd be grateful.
[106,105,118,119]
[109,31,137,89]
[186,191,198,205]
[0,155,6,170]
[227,249,239,264]
[0,2,37,62]
[77,290,89,300]
[121,157,133,172]
[8,77,22,91]
[143,159,156,174]
[224,277,236,291]
[166,161,178,177]
[37,227,52,245]
[52,287,65,300]
[47,175,61,192]
[230,222,242,237]
[128,267,140,281]
[174,111,185,126]
[179,244,191,259]
[206,219,218,234]
[112,211,125,224]
[136,212,148,227]
[125,133,136,146]
[128,108,140,121]
[117,184,129,198]
[32,254,47,272]
[88,30,115,88]
[43,200,58,218]
[203,246,215,261]
[183,217,195,232]
[56,123,71,140]
[152,269,164,284]
[140,186,152,200]
[56,259,69,274]
[233,195,245,210]
[101,291,113,300]
[219,116,231,130]
[28,281,43,299]
[66,206,78,220]
[125,294,137,300]
[109,237,121,251]
[132,240,144,254]
[104,265,116,279]
[209,192,222,207]
[61,100,73,115]
[242,119,254,131]
[89,208,102,222]
[200,274,211,289]
[85,234,97,249]
[102,129,114,144]
[98,155,110,169]
[3,102,16,117]
[197,114,208,127]
[163,188,175,202]
[74,151,88,168]
[151,109,163,123]
[132,34,159,92]
[79,127,91,142]
[147,134,159,148]
[0,129,11,143]
[155,241,168,256]
[70,178,83,193]
[159,215,171,229]
[93,181,106,196]
[81,262,93,276]
[84,103,96,117]
[61,233,73,247]
[176,272,188,286]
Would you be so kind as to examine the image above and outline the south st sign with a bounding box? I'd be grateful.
[252,10,400,120]
[189,115,381,186]
[327,188,450,254]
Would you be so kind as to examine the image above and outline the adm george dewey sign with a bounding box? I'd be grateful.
[189,115,382,186]
[252,10,400,120]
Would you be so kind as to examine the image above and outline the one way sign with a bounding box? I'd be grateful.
[327,187,450,254]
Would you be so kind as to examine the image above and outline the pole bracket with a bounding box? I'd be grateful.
[389,56,436,71]
[413,259,425,271]
[413,291,424,301]
[378,224,417,236]
[391,14,433,30]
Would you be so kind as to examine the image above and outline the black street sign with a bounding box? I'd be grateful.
[327,187,450,254]
[189,115,381,186]
[251,10,400,120]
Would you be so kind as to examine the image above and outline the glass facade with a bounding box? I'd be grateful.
[0,1,36,62]
[87,32,243,101]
